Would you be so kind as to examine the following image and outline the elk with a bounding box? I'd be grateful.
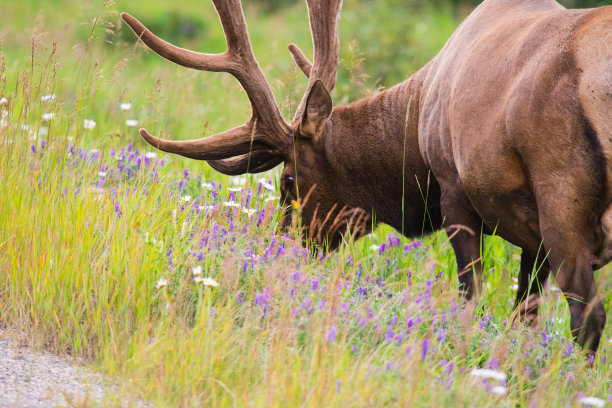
[121,0,611,353]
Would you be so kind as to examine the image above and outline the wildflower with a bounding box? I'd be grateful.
[492,386,507,396]
[38,127,48,137]
[227,187,242,192]
[579,396,606,408]
[511,284,519,291]
[98,171,107,177]
[156,278,168,289]
[387,233,401,246]
[470,368,507,382]
[260,179,275,191]
[421,338,429,361]
[255,289,270,312]
[120,102,132,110]
[201,182,214,190]
[192,265,203,276]
[145,152,157,159]
[181,195,192,202]
[223,201,240,208]
[0,97,7,105]
[242,208,257,215]
[199,205,215,212]
[41,94,55,102]
[201,277,219,287]
[41,112,55,121]
[327,325,338,342]
[370,244,379,252]
[232,176,246,186]
[83,119,96,129]
[126,119,138,127]
[264,195,277,202]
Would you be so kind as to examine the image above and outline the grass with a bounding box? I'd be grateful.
[0,0,610,406]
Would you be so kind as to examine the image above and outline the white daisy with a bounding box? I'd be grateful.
[261,181,275,191]
[126,119,138,127]
[579,397,606,408]
[192,265,203,276]
[41,94,55,102]
[145,152,157,159]
[223,201,240,208]
[156,278,168,289]
[120,102,132,111]
[231,177,246,186]
[201,277,219,287]
[227,187,242,192]
[491,386,506,396]
[470,368,507,382]
[42,112,55,121]
[83,119,96,129]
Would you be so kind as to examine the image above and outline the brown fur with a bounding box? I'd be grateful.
[123,0,610,353]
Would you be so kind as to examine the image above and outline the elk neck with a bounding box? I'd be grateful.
[323,68,442,237]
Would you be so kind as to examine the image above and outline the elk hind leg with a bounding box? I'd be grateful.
[539,208,606,354]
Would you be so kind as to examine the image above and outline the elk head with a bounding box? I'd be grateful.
[121,0,367,250]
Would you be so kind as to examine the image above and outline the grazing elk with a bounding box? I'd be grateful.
[122,0,610,353]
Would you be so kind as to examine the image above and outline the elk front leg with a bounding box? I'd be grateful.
[441,187,483,300]
[513,249,550,323]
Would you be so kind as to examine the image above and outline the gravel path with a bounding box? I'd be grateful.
[0,331,146,407]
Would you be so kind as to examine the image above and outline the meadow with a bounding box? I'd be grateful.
[0,0,610,406]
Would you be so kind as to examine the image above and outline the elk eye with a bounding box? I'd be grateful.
[284,175,295,190]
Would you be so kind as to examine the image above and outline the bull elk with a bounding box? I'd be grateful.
[121,0,611,353]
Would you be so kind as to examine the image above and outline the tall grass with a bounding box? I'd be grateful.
[0,1,610,406]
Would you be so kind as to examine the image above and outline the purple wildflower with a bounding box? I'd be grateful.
[327,325,338,342]
[421,338,429,361]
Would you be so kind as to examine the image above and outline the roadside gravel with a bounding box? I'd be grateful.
[0,330,146,407]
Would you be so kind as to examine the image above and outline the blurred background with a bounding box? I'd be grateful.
[0,0,607,147]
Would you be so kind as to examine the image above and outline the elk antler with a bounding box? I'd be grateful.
[121,0,291,172]
[289,0,343,119]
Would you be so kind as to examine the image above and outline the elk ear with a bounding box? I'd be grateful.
[299,80,332,139]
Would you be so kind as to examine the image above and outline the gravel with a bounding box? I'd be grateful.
[0,331,147,407]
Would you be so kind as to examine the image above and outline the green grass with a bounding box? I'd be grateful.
[0,0,610,406]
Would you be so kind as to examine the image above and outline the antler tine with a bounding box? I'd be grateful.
[121,0,291,162]
[306,0,343,91]
[292,0,343,120]
[288,43,312,78]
